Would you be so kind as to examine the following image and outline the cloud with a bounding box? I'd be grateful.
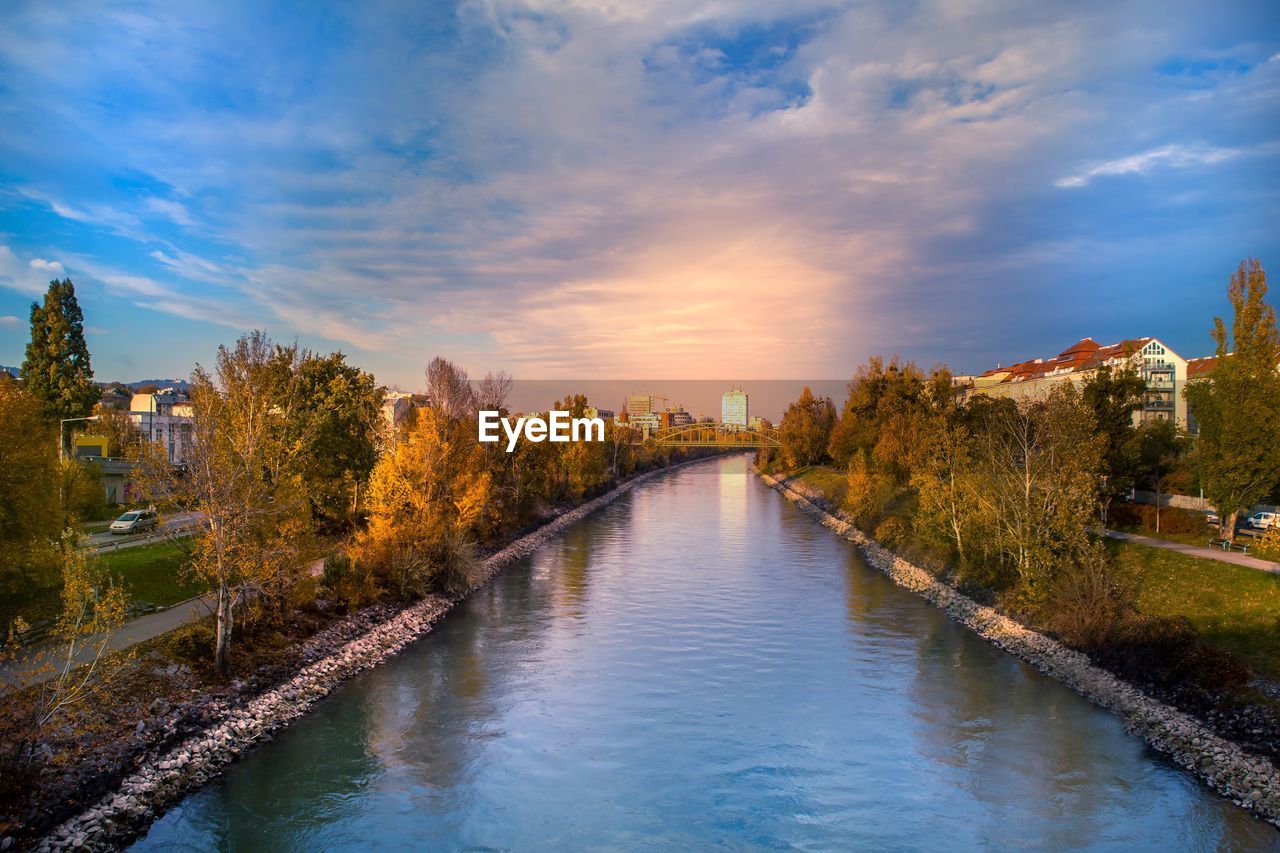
[1055,143,1243,188]
[0,315,21,328]
[0,0,1277,379]
[29,257,64,275]
[143,197,197,228]
[0,245,57,295]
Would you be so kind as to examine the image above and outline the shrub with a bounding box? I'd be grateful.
[1039,544,1133,648]
[874,517,909,550]
[1108,502,1207,536]
[166,621,216,663]
[1094,615,1251,694]
[320,553,364,607]
[845,452,894,528]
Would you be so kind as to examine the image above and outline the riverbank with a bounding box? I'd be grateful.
[21,455,719,852]
[755,467,1280,830]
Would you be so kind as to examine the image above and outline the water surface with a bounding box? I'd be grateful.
[135,456,1276,849]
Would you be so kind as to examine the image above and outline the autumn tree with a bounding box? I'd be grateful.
[779,386,836,468]
[970,384,1102,603]
[356,358,488,599]
[132,332,313,676]
[0,532,126,779]
[0,377,62,599]
[911,419,985,567]
[21,278,98,425]
[95,407,142,458]
[1185,259,1280,541]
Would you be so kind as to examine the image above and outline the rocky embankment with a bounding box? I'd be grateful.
[756,468,1280,831]
[32,460,701,851]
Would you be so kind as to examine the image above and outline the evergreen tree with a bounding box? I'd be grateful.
[21,279,98,423]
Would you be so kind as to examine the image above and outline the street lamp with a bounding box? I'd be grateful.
[59,415,101,462]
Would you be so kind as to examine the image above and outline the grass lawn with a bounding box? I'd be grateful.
[1,540,205,633]
[1105,539,1280,681]
[98,540,206,608]
[787,465,848,506]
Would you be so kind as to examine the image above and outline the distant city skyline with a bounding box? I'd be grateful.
[2,2,1278,386]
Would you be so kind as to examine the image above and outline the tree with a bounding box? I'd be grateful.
[779,386,836,468]
[970,384,1102,603]
[1135,419,1185,533]
[286,351,384,529]
[132,332,312,676]
[0,377,62,599]
[911,420,984,566]
[357,358,488,599]
[21,279,98,425]
[1081,362,1146,523]
[1185,259,1280,542]
[0,532,126,778]
[95,407,142,459]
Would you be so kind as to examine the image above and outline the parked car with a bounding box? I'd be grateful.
[1246,511,1277,531]
[110,508,159,535]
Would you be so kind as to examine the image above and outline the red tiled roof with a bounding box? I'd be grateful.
[1186,355,1219,380]
[978,337,1154,385]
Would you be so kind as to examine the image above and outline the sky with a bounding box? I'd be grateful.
[0,0,1277,388]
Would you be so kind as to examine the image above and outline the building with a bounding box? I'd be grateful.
[629,411,661,437]
[749,415,772,431]
[73,434,110,458]
[722,387,748,428]
[626,394,656,417]
[959,337,1189,426]
[129,389,194,463]
[660,407,694,429]
[97,386,132,411]
[585,406,615,422]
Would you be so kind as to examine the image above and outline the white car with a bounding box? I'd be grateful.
[110,508,159,535]
[1246,511,1277,531]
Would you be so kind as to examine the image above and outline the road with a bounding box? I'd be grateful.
[86,511,203,555]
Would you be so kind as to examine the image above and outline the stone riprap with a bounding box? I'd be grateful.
[756,468,1280,830]
[34,459,706,851]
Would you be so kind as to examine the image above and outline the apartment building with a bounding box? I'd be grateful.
[129,389,194,463]
[958,337,1189,426]
[721,387,748,428]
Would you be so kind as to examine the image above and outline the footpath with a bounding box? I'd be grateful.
[1101,529,1280,574]
[0,559,325,691]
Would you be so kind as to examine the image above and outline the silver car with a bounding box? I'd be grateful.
[110,508,159,535]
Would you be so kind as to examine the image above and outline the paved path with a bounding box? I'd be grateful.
[0,558,325,692]
[1102,528,1280,574]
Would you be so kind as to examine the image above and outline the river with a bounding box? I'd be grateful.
[133,455,1276,849]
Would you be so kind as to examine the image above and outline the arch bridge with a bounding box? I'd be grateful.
[632,423,781,448]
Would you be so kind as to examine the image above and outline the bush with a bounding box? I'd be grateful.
[845,453,894,528]
[874,517,909,550]
[1039,544,1132,648]
[1090,614,1251,694]
[165,621,215,663]
[1108,502,1207,537]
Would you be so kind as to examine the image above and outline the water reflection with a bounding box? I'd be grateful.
[136,456,1277,850]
